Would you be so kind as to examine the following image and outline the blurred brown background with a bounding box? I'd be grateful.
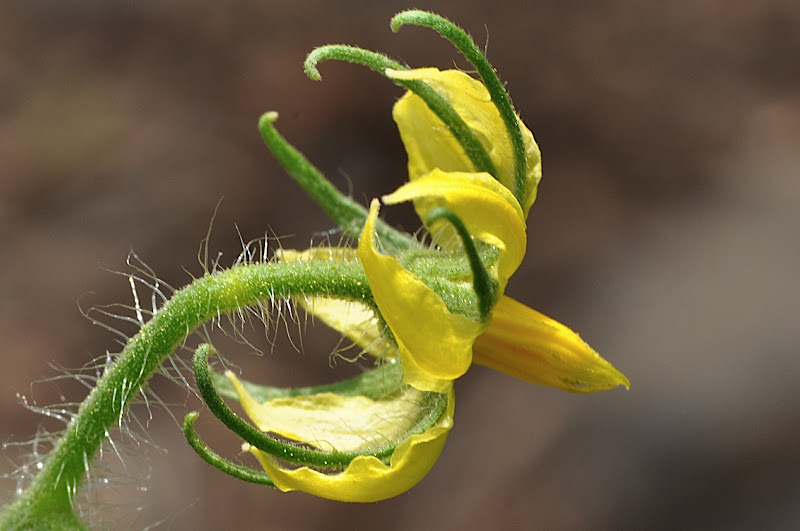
[2,1,799,528]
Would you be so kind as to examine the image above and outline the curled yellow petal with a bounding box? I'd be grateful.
[388,67,542,217]
[383,169,526,283]
[358,199,485,392]
[473,296,630,393]
[235,379,456,503]
[227,371,438,453]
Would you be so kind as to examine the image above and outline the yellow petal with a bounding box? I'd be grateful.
[388,68,542,217]
[275,247,358,263]
[383,169,526,283]
[301,298,388,358]
[242,384,456,502]
[358,199,485,392]
[275,247,388,358]
[227,371,437,453]
[473,296,630,393]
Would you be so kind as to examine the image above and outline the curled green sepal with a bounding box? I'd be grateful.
[390,10,527,205]
[304,44,498,180]
[193,343,394,467]
[424,206,497,319]
[258,112,415,251]
[194,344,451,471]
[305,44,405,80]
[183,412,276,486]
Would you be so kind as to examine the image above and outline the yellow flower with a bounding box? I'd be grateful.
[358,67,628,392]
[226,64,627,503]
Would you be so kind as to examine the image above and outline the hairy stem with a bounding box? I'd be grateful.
[0,260,370,529]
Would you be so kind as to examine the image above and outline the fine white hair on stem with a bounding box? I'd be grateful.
[3,355,167,527]
[4,213,402,525]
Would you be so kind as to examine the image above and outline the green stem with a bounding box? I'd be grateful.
[304,45,498,180]
[0,260,370,529]
[391,10,527,205]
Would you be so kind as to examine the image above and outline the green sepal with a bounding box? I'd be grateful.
[304,44,498,181]
[305,44,405,79]
[391,9,527,205]
[424,207,497,319]
[391,242,499,320]
[192,344,450,470]
[397,242,499,281]
[259,112,415,252]
[183,412,276,487]
[193,344,393,467]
